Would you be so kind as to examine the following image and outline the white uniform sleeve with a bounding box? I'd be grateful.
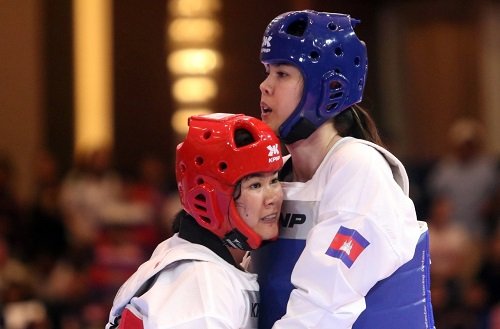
[273,143,420,328]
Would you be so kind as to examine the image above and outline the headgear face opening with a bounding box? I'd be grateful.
[175,113,283,250]
[261,10,368,144]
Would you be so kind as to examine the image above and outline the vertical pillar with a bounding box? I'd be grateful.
[480,3,500,154]
[73,0,113,154]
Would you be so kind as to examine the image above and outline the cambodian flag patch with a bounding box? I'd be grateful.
[326,226,370,268]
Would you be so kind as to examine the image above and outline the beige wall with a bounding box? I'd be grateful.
[0,0,44,203]
[480,3,500,155]
[378,2,500,161]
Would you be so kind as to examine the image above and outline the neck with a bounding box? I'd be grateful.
[228,247,246,265]
[285,123,341,182]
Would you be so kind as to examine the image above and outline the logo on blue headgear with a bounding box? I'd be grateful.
[260,10,368,144]
[261,36,272,52]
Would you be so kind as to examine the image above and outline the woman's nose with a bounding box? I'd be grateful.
[264,185,282,206]
[259,78,272,95]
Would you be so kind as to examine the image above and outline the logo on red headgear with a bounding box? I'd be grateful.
[267,144,280,163]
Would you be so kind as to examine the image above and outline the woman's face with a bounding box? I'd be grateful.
[235,171,283,241]
[260,63,303,133]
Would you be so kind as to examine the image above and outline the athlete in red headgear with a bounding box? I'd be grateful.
[107,113,283,329]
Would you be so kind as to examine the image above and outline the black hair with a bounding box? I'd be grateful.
[285,17,308,36]
[171,209,186,234]
[334,104,385,147]
[234,128,255,147]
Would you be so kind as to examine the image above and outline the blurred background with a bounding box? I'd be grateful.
[0,0,499,328]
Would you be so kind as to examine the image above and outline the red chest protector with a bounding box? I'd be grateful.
[118,308,144,329]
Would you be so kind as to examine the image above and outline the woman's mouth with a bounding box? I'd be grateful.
[261,213,279,223]
[260,102,272,116]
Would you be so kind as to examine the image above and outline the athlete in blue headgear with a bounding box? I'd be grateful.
[251,10,436,329]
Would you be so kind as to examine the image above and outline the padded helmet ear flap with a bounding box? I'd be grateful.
[318,71,350,119]
[185,183,225,233]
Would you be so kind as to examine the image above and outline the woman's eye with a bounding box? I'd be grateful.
[249,182,262,189]
[271,178,280,185]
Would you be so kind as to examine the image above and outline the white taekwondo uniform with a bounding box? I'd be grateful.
[252,137,435,329]
[107,217,259,329]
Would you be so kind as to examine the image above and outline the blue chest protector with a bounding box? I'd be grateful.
[253,230,435,329]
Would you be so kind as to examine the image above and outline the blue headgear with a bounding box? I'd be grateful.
[261,10,368,144]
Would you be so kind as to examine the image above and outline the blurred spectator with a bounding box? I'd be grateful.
[84,155,174,318]
[459,280,490,329]
[24,150,68,276]
[475,227,500,312]
[0,152,23,258]
[125,154,170,246]
[0,237,48,329]
[38,252,92,329]
[428,196,478,285]
[59,147,125,250]
[428,195,482,329]
[487,303,500,329]
[55,149,174,328]
[86,222,149,325]
[426,117,498,240]
[488,165,500,236]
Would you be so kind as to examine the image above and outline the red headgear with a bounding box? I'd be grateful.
[176,113,283,250]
